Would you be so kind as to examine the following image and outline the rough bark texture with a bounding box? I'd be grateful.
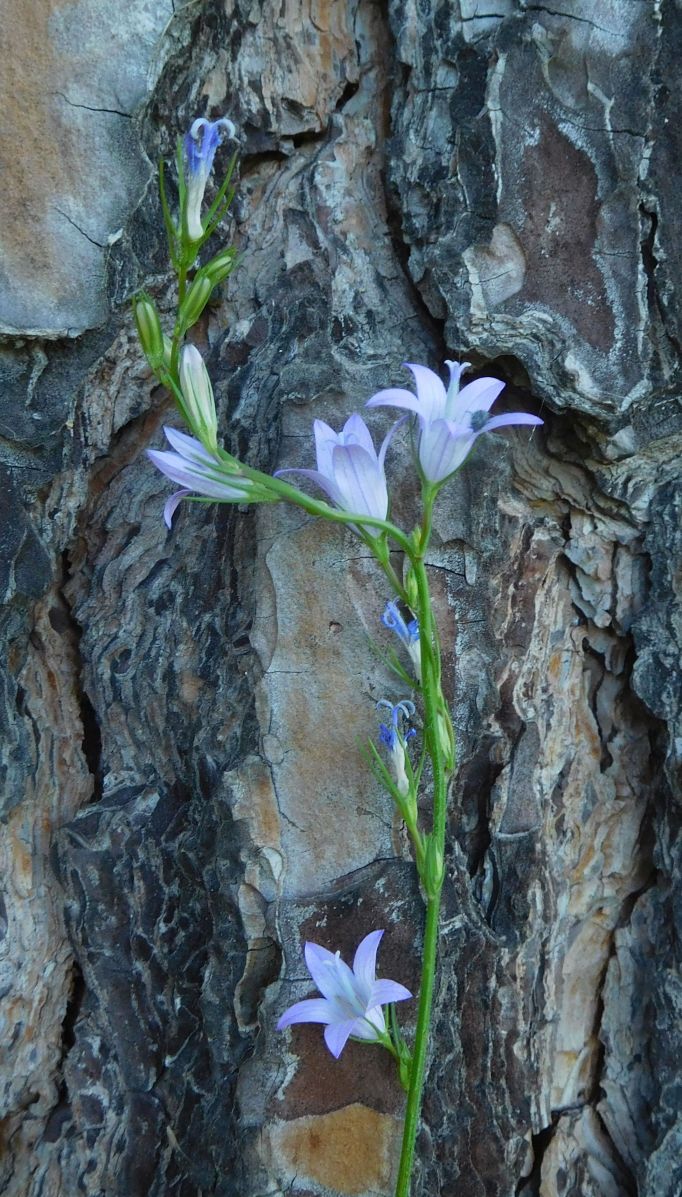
[1,1,681,1195]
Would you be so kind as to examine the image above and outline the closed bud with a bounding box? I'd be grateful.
[424,835,444,897]
[437,709,454,769]
[178,273,213,331]
[179,344,218,452]
[405,568,419,611]
[203,248,237,287]
[133,295,165,368]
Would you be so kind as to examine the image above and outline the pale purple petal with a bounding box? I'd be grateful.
[274,466,344,508]
[483,412,544,432]
[351,1007,386,1039]
[453,376,505,420]
[163,488,190,528]
[163,425,216,464]
[352,930,383,993]
[418,420,475,483]
[313,419,340,476]
[277,998,335,1029]
[324,1019,356,1058]
[147,449,247,498]
[404,363,447,421]
[331,444,388,531]
[365,387,424,417]
[304,942,345,1001]
[370,979,412,1005]
[341,413,376,457]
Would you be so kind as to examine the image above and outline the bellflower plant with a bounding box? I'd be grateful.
[367,360,543,484]
[132,116,544,1197]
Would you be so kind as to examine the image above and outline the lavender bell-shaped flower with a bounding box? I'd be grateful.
[147,427,255,528]
[366,360,543,484]
[276,413,399,536]
[277,930,411,1059]
[183,116,235,242]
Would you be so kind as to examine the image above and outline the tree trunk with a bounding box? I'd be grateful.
[2,1,680,1194]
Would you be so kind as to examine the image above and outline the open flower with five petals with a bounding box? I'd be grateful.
[366,360,543,484]
[277,930,411,1058]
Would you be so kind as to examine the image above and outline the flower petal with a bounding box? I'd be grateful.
[324,1019,357,1058]
[277,998,335,1029]
[483,412,544,432]
[304,942,345,1001]
[418,420,475,483]
[331,443,388,527]
[163,488,190,529]
[341,412,376,457]
[163,426,216,465]
[147,449,248,498]
[453,376,505,421]
[370,979,412,1006]
[351,1007,386,1039]
[404,363,447,421]
[313,419,340,477]
[352,930,383,994]
[365,387,424,418]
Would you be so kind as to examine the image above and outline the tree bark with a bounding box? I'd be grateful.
[1,1,680,1195]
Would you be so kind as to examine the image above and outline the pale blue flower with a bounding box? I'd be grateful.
[277,930,411,1058]
[366,360,543,483]
[184,116,235,241]
[377,699,416,796]
[276,413,400,536]
[147,426,253,528]
[382,599,421,681]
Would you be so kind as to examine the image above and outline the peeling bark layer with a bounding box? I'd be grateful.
[1,2,681,1195]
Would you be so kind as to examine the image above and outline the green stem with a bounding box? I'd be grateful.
[395,506,449,1197]
[170,264,189,379]
[395,894,439,1193]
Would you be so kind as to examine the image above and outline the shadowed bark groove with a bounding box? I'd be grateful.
[0,1,681,1195]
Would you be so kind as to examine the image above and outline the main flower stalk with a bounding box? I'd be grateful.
[392,495,452,1197]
